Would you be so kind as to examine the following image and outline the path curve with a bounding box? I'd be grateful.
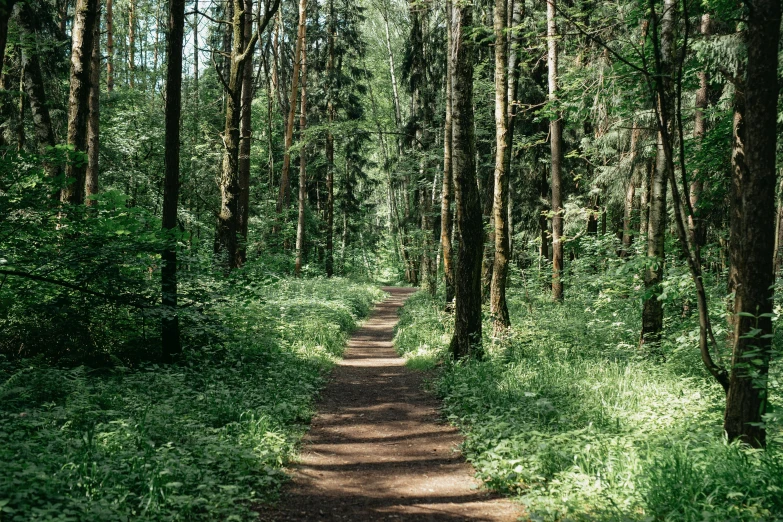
[260,287,522,521]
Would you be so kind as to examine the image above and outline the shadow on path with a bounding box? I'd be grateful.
[258,287,522,521]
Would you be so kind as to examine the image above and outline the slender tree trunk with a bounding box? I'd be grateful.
[382,8,402,142]
[621,124,641,255]
[294,27,308,277]
[215,0,267,269]
[128,0,135,88]
[62,0,99,205]
[0,1,18,80]
[17,6,56,155]
[548,0,564,301]
[277,0,307,215]
[237,0,255,264]
[16,62,24,151]
[161,0,186,361]
[86,8,101,204]
[490,0,510,331]
[440,0,455,308]
[689,13,710,248]
[106,0,114,93]
[640,0,674,349]
[773,178,783,275]
[449,0,483,360]
[325,0,335,277]
[724,0,780,448]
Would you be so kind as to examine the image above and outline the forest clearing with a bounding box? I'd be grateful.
[0,0,782,519]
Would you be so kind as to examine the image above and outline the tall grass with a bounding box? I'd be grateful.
[0,278,384,521]
[395,269,783,521]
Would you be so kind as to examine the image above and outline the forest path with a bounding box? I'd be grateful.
[260,287,522,521]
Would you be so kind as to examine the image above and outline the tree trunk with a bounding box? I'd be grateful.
[325,0,335,277]
[237,0,255,264]
[276,0,307,215]
[640,0,674,350]
[16,5,56,154]
[621,124,641,255]
[724,0,780,448]
[449,0,483,360]
[215,0,266,269]
[689,13,710,248]
[440,0,455,308]
[161,0,186,361]
[294,27,308,277]
[547,0,564,301]
[0,1,17,80]
[128,0,135,88]
[490,0,510,331]
[62,0,99,205]
[86,8,101,204]
[106,0,114,93]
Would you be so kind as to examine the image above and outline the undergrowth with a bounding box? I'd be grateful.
[394,271,783,521]
[0,278,384,521]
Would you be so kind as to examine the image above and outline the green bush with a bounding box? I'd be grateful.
[0,279,384,521]
[395,269,782,521]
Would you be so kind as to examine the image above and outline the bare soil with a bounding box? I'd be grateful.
[259,287,523,521]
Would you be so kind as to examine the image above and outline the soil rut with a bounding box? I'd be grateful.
[261,287,522,521]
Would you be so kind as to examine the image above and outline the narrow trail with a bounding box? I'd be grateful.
[261,287,522,521]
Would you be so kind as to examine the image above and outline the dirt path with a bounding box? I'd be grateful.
[260,287,522,521]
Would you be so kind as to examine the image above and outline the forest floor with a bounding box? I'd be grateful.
[259,287,522,521]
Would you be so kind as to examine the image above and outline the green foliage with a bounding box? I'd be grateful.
[0,278,384,521]
[395,264,782,520]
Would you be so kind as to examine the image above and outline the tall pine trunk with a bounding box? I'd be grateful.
[640,0,674,349]
[237,0,256,264]
[86,8,101,204]
[490,0,510,330]
[106,0,114,93]
[440,0,455,308]
[547,0,564,301]
[161,0,186,360]
[62,0,99,205]
[449,0,483,360]
[294,28,307,276]
[724,0,780,448]
[325,0,335,277]
[276,0,307,216]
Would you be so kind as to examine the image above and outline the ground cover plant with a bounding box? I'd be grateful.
[0,279,384,521]
[394,252,783,521]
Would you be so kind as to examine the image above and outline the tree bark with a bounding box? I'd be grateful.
[276,0,307,215]
[621,124,641,255]
[440,0,455,308]
[724,0,780,448]
[215,0,278,269]
[325,0,335,277]
[547,0,564,301]
[86,7,101,204]
[449,0,483,360]
[106,0,114,93]
[294,25,308,277]
[237,0,256,264]
[490,0,510,331]
[128,0,135,88]
[689,13,710,248]
[0,1,18,80]
[62,0,99,205]
[161,0,186,361]
[640,0,674,349]
[16,5,56,155]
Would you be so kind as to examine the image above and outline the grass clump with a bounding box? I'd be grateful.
[394,280,783,521]
[0,278,384,521]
